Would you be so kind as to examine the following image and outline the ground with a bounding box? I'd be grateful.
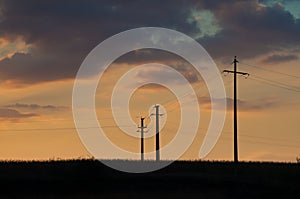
[0,160,299,198]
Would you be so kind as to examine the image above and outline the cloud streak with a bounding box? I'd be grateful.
[4,103,68,111]
[0,108,38,121]
[261,53,299,64]
[199,97,279,112]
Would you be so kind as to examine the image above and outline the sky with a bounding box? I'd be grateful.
[0,0,299,162]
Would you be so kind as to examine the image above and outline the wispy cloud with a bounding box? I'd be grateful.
[0,108,38,122]
[225,97,278,111]
[4,103,68,111]
[261,53,299,64]
[199,97,279,112]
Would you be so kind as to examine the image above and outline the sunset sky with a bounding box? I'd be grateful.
[0,0,299,162]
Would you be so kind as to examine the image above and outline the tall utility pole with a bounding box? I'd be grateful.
[223,56,249,163]
[155,104,160,161]
[138,117,146,161]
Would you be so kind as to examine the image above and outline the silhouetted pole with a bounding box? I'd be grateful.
[223,56,249,163]
[138,117,146,161]
[155,105,160,161]
[233,57,238,163]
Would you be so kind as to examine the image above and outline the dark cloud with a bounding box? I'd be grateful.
[0,108,38,121]
[0,0,299,86]
[261,54,299,64]
[4,103,68,110]
[199,1,300,60]
[115,50,201,84]
[0,0,200,86]
[0,52,78,85]
[133,61,201,87]
[115,49,178,65]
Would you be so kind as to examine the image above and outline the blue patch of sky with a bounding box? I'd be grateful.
[260,0,300,19]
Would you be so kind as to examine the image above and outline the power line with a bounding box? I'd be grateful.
[4,121,298,151]
[239,139,300,149]
[146,65,231,116]
[240,62,300,79]
[159,75,234,115]
[159,126,300,149]
[221,129,300,145]
[218,135,300,149]
[5,116,132,124]
[248,76,300,93]
[251,74,300,90]
[0,125,134,132]
[239,61,300,92]
[160,122,300,145]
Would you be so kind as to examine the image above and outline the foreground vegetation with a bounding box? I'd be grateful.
[0,160,299,198]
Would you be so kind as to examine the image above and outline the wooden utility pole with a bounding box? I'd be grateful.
[223,56,249,163]
[155,105,160,161]
[138,117,147,161]
[150,104,163,161]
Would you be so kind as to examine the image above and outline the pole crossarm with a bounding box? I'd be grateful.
[223,70,250,76]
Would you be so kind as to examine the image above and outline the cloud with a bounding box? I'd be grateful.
[199,97,278,112]
[115,49,181,65]
[259,0,300,19]
[115,50,202,85]
[4,103,68,111]
[198,0,300,60]
[0,0,201,86]
[134,62,200,85]
[187,9,222,38]
[0,103,67,121]
[0,37,29,60]
[0,108,38,121]
[0,52,78,85]
[0,0,299,86]
[225,97,278,111]
[261,53,299,64]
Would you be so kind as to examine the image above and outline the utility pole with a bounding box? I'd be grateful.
[155,104,161,161]
[138,117,147,161]
[223,56,249,163]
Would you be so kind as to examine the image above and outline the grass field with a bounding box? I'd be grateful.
[0,160,299,198]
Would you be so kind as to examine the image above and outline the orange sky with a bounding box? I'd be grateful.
[0,58,299,162]
[0,0,299,162]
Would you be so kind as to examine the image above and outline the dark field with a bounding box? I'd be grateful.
[0,160,299,198]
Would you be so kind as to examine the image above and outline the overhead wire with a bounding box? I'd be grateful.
[158,125,300,149]
[238,61,300,92]
[162,65,233,114]
[248,76,300,93]
[0,125,134,133]
[239,62,300,79]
